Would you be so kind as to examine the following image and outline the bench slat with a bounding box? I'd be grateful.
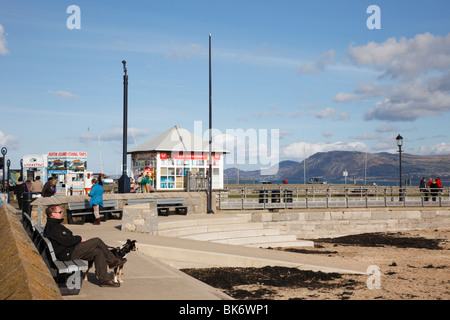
[156,198,185,205]
[73,259,88,271]
[54,260,70,273]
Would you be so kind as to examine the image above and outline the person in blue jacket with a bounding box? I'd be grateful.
[88,178,104,225]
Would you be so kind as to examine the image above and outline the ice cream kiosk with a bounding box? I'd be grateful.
[47,151,90,196]
[22,154,48,182]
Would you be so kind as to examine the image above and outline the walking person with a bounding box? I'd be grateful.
[142,172,152,193]
[14,177,27,209]
[30,176,44,193]
[84,173,93,195]
[25,177,32,192]
[436,177,443,189]
[44,205,125,287]
[419,177,429,201]
[42,177,56,197]
[88,178,103,225]
[429,178,440,202]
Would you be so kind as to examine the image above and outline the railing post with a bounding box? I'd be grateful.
[365,189,368,208]
[326,187,330,208]
[345,187,349,208]
[305,188,309,209]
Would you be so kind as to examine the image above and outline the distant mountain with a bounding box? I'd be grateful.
[224,151,450,183]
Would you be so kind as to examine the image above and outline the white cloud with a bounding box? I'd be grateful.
[308,107,350,120]
[364,78,450,121]
[333,92,359,103]
[342,32,450,122]
[0,131,20,150]
[414,142,450,155]
[299,49,335,74]
[348,32,450,79]
[281,141,367,159]
[47,90,78,99]
[0,24,9,55]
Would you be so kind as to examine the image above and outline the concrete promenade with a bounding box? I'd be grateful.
[62,214,370,300]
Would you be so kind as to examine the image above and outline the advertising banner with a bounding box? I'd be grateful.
[48,151,87,171]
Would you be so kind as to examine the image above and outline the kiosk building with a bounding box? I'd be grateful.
[128,125,227,190]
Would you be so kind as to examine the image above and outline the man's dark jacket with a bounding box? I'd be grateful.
[44,218,82,260]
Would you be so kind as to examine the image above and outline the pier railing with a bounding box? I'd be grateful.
[218,185,450,210]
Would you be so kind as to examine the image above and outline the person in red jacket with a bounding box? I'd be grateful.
[436,177,443,188]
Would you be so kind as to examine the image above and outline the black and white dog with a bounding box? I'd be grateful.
[84,239,137,283]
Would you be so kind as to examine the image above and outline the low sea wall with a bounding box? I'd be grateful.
[0,204,62,300]
[29,191,210,226]
[121,201,158,234]
[252,207,450,239]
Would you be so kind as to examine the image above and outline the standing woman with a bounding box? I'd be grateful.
[88,178,104,225]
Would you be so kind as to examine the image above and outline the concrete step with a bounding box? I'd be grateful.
[158,222,265,237]
[247,240,315,248]
[179,227,280,241]
[213,234,299,246]
[157,214,313,248]
[158,216,249,231]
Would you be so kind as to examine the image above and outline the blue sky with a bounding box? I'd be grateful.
[1,0,450,175]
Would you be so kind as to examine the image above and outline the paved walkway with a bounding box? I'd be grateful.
[62,214,369,300]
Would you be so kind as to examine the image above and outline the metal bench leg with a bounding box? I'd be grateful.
[158,208,169,216]
[67,212,85,225]
[176,208,187,215]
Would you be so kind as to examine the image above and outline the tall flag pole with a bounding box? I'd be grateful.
[208,33,214,214]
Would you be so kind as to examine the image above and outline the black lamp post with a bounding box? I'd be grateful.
[207,34,214,214]
[118,60,130,193]
[1,147,6,192]
[6,159,10,199]
[396,134,403,200]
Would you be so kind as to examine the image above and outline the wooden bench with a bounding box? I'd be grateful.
[21,213,87,296]
[156,198,188,216]
[67,200,123,225]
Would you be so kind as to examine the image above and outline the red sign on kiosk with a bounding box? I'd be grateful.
[160,152,220,160]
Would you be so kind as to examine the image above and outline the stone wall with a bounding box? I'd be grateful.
[0,204,62,300]
[29,191,210,226]
[252,207,450,239]
[121,201,158,234]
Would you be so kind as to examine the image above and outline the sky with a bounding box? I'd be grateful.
[1,0,450,175]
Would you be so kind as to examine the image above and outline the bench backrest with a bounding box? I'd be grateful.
[22,212,35,238]
[68,201,90,210]
[127,198,155,205]
[102,200,119,207]
[156,198,185,205]
[33,226,59,277]
[68,199,119,210]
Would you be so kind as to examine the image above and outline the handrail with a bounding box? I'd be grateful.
[218,185,449,209]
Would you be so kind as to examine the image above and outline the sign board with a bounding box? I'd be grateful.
[23,154,46,168]
[0,192,8,207]
[47,151,87,171]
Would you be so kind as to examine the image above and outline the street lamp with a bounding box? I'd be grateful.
[118,60,130,193]
[1,147,7,192]
[396,134,403,200]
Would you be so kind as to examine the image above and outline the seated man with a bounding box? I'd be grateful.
[44,205,126,287]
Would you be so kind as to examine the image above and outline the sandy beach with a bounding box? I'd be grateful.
[182,228,450,300]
